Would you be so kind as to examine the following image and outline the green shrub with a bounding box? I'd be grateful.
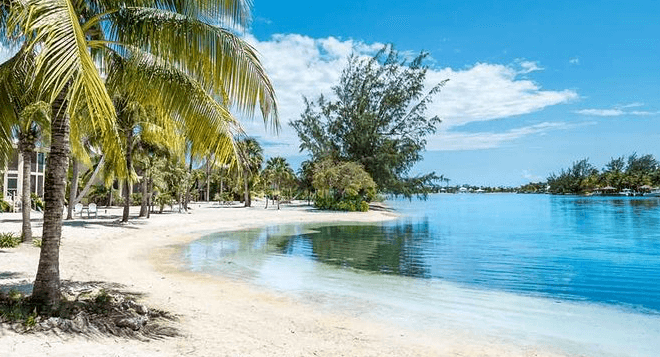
[30,193,44,211]
[0,200,12,212]
[32,238,42,248]
[130,193,142,206]
[0,232,20,248]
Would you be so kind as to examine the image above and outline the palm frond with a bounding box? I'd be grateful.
[9,0,117,135]
[106,7,278,131]
[105,48,244,164]
[87,0,252,28]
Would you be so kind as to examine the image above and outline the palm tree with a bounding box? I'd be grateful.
[0,50,50,242]
[2,0,277,310]
[237,138,263,207]
[264,157,295,210]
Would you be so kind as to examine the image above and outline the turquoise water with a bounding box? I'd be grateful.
[181,194,660,356]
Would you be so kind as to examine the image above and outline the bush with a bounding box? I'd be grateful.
[313,193,370,212]
[30,193,44,211]
[130,193,142,206]
[32,238,42,248]
[0,200,12,212]
[0,232,20,248]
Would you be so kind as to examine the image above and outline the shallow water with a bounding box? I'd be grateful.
[181,194,660,356]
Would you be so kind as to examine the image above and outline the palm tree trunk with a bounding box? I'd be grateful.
[206,158,210,202]
[122,130,133,223]
[66,157,78,220]
[139,176,148,217]
[32,93,70,311]
[107,187,113,207]
[243,176,250,207]
[147,178,153,218]
[276,182,280,210]
[20,149,32,242]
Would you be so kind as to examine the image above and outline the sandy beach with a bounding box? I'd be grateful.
[1,201,568,357]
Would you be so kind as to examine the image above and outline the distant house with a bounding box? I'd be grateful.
[2,146,48,202]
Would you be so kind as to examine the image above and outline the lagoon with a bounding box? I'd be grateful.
[181,194,660,356]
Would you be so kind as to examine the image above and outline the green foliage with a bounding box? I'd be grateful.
[30,193,44,211]
[0,289,37,327]
[32,238,42,248]
[312,160,376,211]
[130,193,143,206]
[290,45,446,198]
[263,157,297,199]
[547,153,660,194]
[0,232,21,248]
[0,200,11,212]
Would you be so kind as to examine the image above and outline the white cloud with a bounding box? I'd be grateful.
[241,34,579,155]
[426,121,596,151]
[569,57,580,65]
[517,60,543,74]
[576,103,658,117]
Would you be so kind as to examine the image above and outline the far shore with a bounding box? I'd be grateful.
[1,200,567,356]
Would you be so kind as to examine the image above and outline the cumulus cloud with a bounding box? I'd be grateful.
[240,34,578,154]
[575,103,658,117]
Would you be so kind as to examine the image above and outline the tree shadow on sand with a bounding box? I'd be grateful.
[0,280,178,341]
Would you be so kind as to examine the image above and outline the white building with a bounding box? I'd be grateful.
[2,147,48,204]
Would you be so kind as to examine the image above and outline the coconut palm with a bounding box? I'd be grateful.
[0,50,50,242]
[2,0,277,310]
[236,137,263,207]
[263,156,295,210]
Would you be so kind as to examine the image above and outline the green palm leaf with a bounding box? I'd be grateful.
[105,48,244,164]
[9,0,117,136]
[106,7,278,131]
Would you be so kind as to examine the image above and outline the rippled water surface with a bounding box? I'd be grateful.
[182,194,660,356]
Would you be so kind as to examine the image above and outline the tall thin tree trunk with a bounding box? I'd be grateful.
[107,186,113,207]
[66,157,78,220]
[206,158,210,202]
[139,175,148,217]
[265,193,269,209]
[243,176,250,207]
[122,131,133,223]
[32,93,70,311]
[20,149,32,242]
[147,178,153,218]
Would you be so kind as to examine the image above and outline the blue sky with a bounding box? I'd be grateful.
[244,0,660,186]
[2,1,658,186]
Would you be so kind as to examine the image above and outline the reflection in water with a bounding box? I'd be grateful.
[181,195,660,356]
[183,195,660,313]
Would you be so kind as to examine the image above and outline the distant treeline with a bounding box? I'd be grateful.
[544,153,660,195]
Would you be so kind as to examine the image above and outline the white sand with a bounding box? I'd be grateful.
[1,201,568,356]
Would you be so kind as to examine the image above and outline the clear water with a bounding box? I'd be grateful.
[181,194,660,356]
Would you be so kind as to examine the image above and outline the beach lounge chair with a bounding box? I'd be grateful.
[88,203,97,218]
[74,203,83,217]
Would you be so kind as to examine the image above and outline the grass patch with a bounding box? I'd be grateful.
[0,232,20,248]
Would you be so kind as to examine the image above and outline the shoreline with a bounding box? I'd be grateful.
[1,200,567,356]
